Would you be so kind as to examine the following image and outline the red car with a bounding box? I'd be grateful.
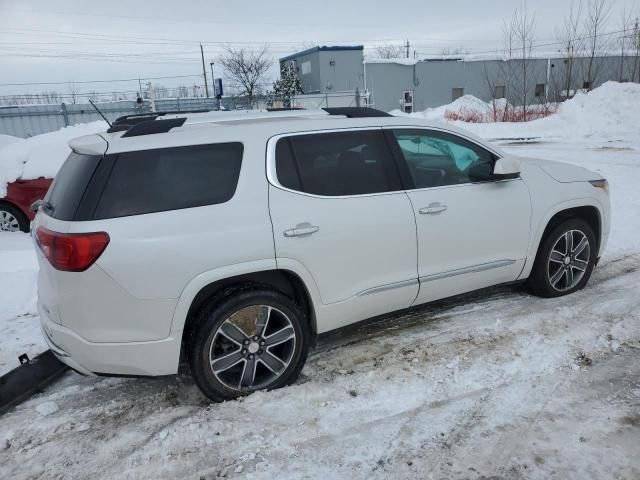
[0,177,52,232]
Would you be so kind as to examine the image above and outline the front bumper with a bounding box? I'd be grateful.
[39,303,181,376]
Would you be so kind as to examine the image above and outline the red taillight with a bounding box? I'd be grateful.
[35,227,110,272]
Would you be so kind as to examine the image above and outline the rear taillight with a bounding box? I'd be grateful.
[35,227,110,272]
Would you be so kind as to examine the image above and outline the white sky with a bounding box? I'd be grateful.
[0,0,637,96]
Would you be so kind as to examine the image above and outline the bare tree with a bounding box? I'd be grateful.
[375,44,405,59]
[584,0,613,90]
[632,17,640,82]
[506,2,536,120]
[556,0,583,98]
[67,83,79,104]
[218,45,273,108]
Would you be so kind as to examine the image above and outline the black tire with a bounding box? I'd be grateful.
[0,203,29,233]
[187,288,310,402]
[528,218,597,298]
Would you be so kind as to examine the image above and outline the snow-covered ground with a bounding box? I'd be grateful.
[1,83,639,479]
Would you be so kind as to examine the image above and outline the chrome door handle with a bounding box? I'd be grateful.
[283,223,320,237]
[419,203,448,215]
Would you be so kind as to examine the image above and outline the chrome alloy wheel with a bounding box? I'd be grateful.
[0,210,20,232]
[209,305,296,392]
[548,229,590,292]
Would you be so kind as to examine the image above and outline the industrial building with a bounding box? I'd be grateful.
[280,45,639,112]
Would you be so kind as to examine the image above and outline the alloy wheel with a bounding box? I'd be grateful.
[209,305,296,392]
[0,210,21,232]
[547,229,591,292]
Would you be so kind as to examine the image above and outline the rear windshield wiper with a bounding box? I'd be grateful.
[31,199,54,214]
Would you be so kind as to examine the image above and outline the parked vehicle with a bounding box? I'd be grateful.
[33,108,610,401]
[1,178,52,232]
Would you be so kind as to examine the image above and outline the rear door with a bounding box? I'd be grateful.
[267,129,418,331]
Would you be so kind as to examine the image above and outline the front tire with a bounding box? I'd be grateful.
[528,218,597,298]
[187,288,310,402]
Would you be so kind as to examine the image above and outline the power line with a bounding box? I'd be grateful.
[0,74,204,87]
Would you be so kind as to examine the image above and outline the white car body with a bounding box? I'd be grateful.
[34,111,610,376]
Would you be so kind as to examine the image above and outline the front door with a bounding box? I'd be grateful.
[387,128,531,305]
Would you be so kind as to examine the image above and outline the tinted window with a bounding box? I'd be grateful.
[277,131,400,196]
[46,152,101,221]
[392,130,495,189]
[94,143,243,219]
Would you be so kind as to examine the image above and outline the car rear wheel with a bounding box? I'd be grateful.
[188,288,310,402]
[0,204,29,232]
[528,218,596,298]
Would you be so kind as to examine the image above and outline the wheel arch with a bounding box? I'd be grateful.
[171,263,319,366]
[521,200,603,279]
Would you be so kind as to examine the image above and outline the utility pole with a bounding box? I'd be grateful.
[200,43,210,98]
[405,39,410,58]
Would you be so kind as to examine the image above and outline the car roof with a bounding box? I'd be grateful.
[68,110,503,157]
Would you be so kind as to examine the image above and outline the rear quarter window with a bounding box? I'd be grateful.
[46,152,101,221]
[93,142,243,219]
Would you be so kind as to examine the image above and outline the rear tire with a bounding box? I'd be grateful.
[528,218,596,298]
[0,203,29,232]
[187,288,310,402]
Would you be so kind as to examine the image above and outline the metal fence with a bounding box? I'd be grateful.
[291,90,368,109]
[0,97,269,138]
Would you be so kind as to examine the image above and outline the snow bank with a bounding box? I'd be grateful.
[0,134,20,149]
[394,81,640,142]
[0,121,107,197]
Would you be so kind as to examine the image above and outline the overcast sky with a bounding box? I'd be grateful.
[0,0,637,97]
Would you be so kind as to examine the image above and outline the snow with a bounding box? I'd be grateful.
[1,82,640,478]
[0,121,107,197]
[0,232,42,374]
[0,134,21,149]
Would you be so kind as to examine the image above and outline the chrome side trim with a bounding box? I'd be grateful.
[357,278,419,297]
[420,259,516,283]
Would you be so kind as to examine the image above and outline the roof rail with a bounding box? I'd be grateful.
[120,117,186,138]
[322,107,391,118]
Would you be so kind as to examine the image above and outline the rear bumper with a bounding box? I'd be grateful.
[39,303,181,376]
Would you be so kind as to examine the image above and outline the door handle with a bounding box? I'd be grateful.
[283,223,320,237]
[419,203,448,215]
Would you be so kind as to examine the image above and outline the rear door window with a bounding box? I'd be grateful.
[94,142,243,219]
[46,152,101,221]
[275,130,401,196]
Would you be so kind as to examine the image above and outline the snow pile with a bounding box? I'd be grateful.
[394,81,640,142]
[0,232,42,374]
[0,134,20,149]
[0,121,107,197]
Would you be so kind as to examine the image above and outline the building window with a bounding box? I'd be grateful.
[494,85,506,99]
[535,84,545,97]
[301,61,311,75]
[402,90,414,113]
[452,88,464,101]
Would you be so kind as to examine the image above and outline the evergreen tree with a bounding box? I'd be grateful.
[269,62,303,107]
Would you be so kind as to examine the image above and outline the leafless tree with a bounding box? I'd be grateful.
[556,0,584,98]
[218,45,273,108]
[632,17,640,82]
[67,83,79,104]
[583,0,613,90]
[504,2,536,120]
[375,44,405,59]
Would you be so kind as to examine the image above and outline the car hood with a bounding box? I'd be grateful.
[516,156,603,183]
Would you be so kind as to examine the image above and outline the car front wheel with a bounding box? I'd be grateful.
[528,218,597,298]
[188,289,310,402]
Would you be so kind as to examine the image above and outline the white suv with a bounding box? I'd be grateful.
[33,108,610,401]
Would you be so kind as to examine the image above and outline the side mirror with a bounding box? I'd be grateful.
[493,157,521,180]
